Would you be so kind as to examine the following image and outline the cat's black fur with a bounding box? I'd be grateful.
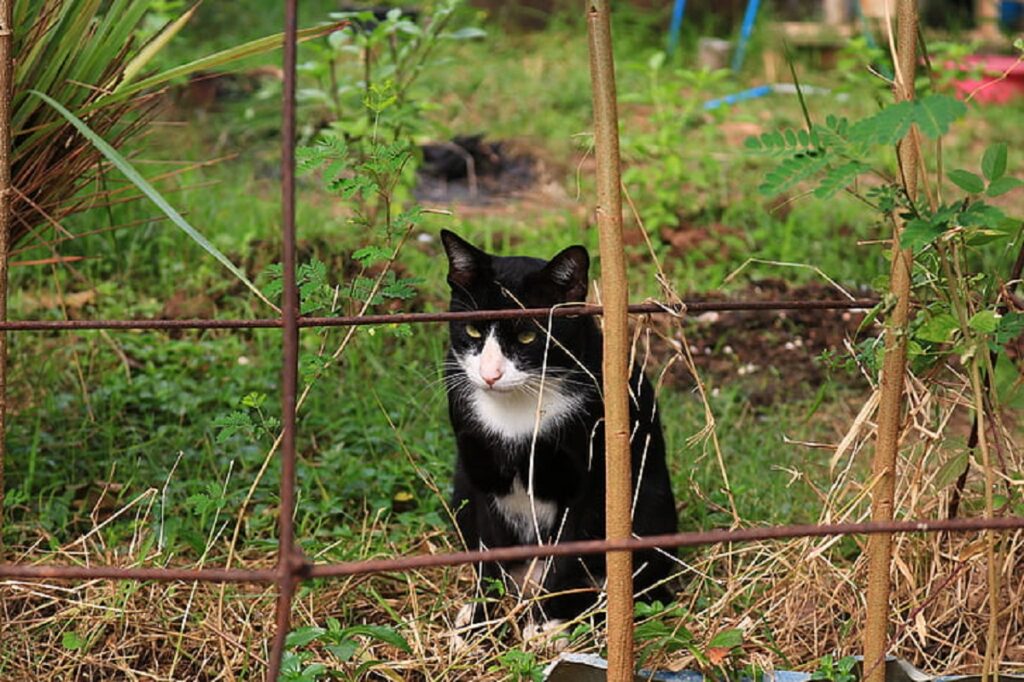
[441,230,678,625]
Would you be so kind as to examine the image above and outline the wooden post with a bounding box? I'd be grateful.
[975,0,1000,40]
[586,2,633,680]
[862,2,918,681]
[0,0,13,545]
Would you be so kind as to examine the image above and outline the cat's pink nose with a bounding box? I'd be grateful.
[482,369,503,386]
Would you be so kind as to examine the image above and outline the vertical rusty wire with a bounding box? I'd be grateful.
[586,1,634,679]
[863,2,918,681]
[0,0,11,550]
[266,0,302,679]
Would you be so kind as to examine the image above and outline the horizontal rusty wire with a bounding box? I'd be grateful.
[0,298,877,332]
[2,516,1021,583]
[0,565,277,582]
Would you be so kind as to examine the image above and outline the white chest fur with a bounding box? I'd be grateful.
[492,478,558,542]
[469,384,581,442]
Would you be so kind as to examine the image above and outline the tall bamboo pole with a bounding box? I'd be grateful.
[0,0,13,546]
[863,2,918,681]
[586,2,633,680]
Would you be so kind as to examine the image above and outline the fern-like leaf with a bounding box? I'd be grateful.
[745,128,817,156]
[913,94,967,139]
[758,152,830,195]
[847,101,915,146]
[813,161,870,198]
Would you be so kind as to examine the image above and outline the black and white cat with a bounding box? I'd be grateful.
[440,230,678,639]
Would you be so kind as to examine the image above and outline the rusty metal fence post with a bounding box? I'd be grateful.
[266,0,302,678]
[0,0,11,550]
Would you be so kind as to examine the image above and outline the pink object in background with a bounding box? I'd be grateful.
[949,54,1024,104]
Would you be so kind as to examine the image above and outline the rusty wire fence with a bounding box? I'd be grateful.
[0,1,1022,681]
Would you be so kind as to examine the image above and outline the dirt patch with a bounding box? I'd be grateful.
[650,279,875,406]
[415,135,546,205]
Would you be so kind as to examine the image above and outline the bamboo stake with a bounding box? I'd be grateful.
[863,2,918,681]
[586,2,633,680]
[0,0,12,547]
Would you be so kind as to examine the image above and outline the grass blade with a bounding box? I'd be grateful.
[120,2,202,86]
[108,21,347,101]
[31,89,280,313]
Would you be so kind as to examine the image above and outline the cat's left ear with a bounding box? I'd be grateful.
[543,245,589,302]
[441,229,490,289]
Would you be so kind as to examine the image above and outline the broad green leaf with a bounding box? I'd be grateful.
[327,641,359,661]
[968,310,1000,333]
[981,143,1007,182]
[342,625,412,653]
[62,631,86,650]
[960,201,1017,229]
[241,392,267,409]
[986,176,1024,197]
[996,312,1024,346]
[948,169,985,194]
[900,218,944,251]
[966,229,1010,247]
[286,626,326,649]
[32,90,279,312]
[708,628,744,649]
[916,313,959,343]
[933,451,969,488]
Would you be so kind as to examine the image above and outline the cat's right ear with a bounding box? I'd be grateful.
[441,230,489,289]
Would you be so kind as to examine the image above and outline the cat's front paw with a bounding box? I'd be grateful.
[523,618,569,652]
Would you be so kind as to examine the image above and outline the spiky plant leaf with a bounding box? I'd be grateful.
[32,90,278,312]
[121,1,200,85]
[10,0,344,247]
[106,21,346,103]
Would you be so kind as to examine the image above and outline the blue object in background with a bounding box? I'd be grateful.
[1002,0,1024,29]
[703,84,773,109]
[731,0,762,72]
[666,0,687,57]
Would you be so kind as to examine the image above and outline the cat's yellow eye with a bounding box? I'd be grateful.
[517,330,537,345]
[466,324,483,339]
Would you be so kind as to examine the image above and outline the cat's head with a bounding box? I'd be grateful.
[440,230,595,401]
